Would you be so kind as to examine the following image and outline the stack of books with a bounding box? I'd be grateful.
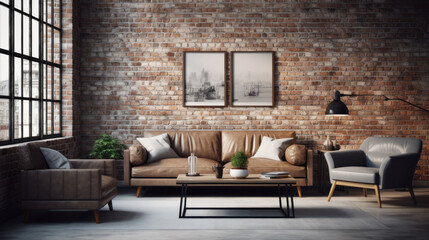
[260,172,290,179]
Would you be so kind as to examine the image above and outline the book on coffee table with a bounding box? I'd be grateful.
[260,172,290,179]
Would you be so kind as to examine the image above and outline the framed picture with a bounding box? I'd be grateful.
[231,51,274,107]
[183,52,227,107]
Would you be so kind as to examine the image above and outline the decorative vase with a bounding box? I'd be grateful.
[230,168,249,179]
[323,135,334,151]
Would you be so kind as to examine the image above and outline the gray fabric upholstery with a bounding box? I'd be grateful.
[325,137,422,189]
[331,167,379,184]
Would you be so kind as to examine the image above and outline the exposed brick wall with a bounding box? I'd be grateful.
[79,0,429,185]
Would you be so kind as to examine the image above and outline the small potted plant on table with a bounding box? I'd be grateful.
[230,151,249,179]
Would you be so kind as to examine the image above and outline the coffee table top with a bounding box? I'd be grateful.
[176,174,296,184]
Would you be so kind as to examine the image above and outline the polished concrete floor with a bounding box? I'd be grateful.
[0,186,428,240]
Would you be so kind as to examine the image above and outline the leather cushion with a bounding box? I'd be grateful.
[19,142,49,170]
[129,144,147,166]
[132,158,219,178]
[144,131,222,161]
[221,131,296,162]
[285,144,307,165]
[223,157,306,178]
[101,175,117,198]
[331,167,379,184]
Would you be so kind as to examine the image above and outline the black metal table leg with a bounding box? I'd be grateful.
[179,184,184,218]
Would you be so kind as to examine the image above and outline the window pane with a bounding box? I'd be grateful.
[0,54,9,96]
[54,101,59,134]
[32,19,39,58]
[32,61,39,98]
[45,65,51,99]
[42,24,46,60]
[54,0,60,28]
[46,25,52,62]
[15,0,21,10]
[23,0,29,14]
[23,15,29,56]
[54,29,60,64]
[14,99,21,138]
[22,59,30,97]
[54,67,59,100]
[0,0,10,5]
[0,6,9,50]
[32,0,39,17]
[14,57,21,97]
[14,12,21,54]
[42,0,47,22]
[32,101,39,136]
[43,101,52,134]
[23,100,29,138]
[0,99,9,141]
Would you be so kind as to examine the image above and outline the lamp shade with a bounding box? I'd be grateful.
[325,90,349,115]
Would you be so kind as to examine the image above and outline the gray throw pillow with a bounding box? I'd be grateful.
[137,133,179,163]
[252,136,294,161]
[40,148,71,169]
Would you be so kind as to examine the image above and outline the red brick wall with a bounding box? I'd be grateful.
[79,0,429,184]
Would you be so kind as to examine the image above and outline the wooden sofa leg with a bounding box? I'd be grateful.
[108,200,113,211]
[409,187,417,205]
[327,180,337,202]
[24,210,31,223]
[94,210,100,224]
[296,186,302,198]
[374,185,382,208]
[363,188,367,197]
[136,186,142,198]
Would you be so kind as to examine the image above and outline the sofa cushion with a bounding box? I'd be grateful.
[101,175,117,198]
[129,144,147,166]
[19,142,49,170]
[40,148,71,169]
[331,167,379,184]
[253,136,294,161]
[285,144,307,165]
[137,133,179,163]
[132,158,219,178]
[221,131,296,162]
[223,157,306,178]
[144,131,222,162]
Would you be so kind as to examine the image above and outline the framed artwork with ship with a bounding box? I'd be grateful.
[231,51,274,107]
[183,52,227,107]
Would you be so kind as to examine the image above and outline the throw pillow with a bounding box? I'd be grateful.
[129,144,147,166]
[285,144,307,165]
[137,133,179,163]
[252,136,294,161]
[40,148,71,169]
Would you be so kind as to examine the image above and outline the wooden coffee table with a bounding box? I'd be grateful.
[176,174,296,218]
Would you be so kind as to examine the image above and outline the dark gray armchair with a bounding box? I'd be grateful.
[325,137,422,208]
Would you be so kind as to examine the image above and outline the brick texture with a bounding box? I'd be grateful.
[79,0,429,184]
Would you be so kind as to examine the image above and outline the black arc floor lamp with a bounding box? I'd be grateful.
[325,90,429,115]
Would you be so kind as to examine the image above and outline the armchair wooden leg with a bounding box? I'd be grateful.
[363,188,367,197]
[296,186,302,198]
[108,200,113,211]
[94,210,100,224]
[136,186,142,198]
[374,185,382,208]
[409,187,417,205]
[327,180,337,202]
[24,210,31,223]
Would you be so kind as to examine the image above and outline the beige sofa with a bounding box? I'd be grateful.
[124,131,313,197]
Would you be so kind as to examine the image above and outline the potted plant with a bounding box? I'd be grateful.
[89,134,126,179]
[230,151,249,179]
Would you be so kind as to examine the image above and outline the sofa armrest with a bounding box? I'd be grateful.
[123,149,131,186]
[379,153,420,189]
[324,150,367,170]
[69,159,116,178]
[306,149,313,186]
[21,169,102,200]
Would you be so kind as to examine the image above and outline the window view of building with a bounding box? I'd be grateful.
[0,0,62,145]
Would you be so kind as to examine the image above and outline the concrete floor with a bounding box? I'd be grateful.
[0,187,428,240]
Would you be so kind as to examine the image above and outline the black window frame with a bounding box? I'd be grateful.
[0,0,63,146]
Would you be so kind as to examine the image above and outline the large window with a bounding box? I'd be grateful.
[0,0,62,145]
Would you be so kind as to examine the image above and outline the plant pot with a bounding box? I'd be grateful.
[230,168,249,179]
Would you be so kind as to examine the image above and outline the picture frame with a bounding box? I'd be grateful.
[231,51,274,107]
[183,52,227,107]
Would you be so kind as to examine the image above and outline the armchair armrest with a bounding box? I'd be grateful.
[123,149,130,186]
[379,153,421,189]
[324,150,367,170]
[69,159,116,178]
[21,169,102,200]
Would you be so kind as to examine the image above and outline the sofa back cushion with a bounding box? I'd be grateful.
[221,131,296,163]
[19,141,49,170]
[144,131,222,162]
